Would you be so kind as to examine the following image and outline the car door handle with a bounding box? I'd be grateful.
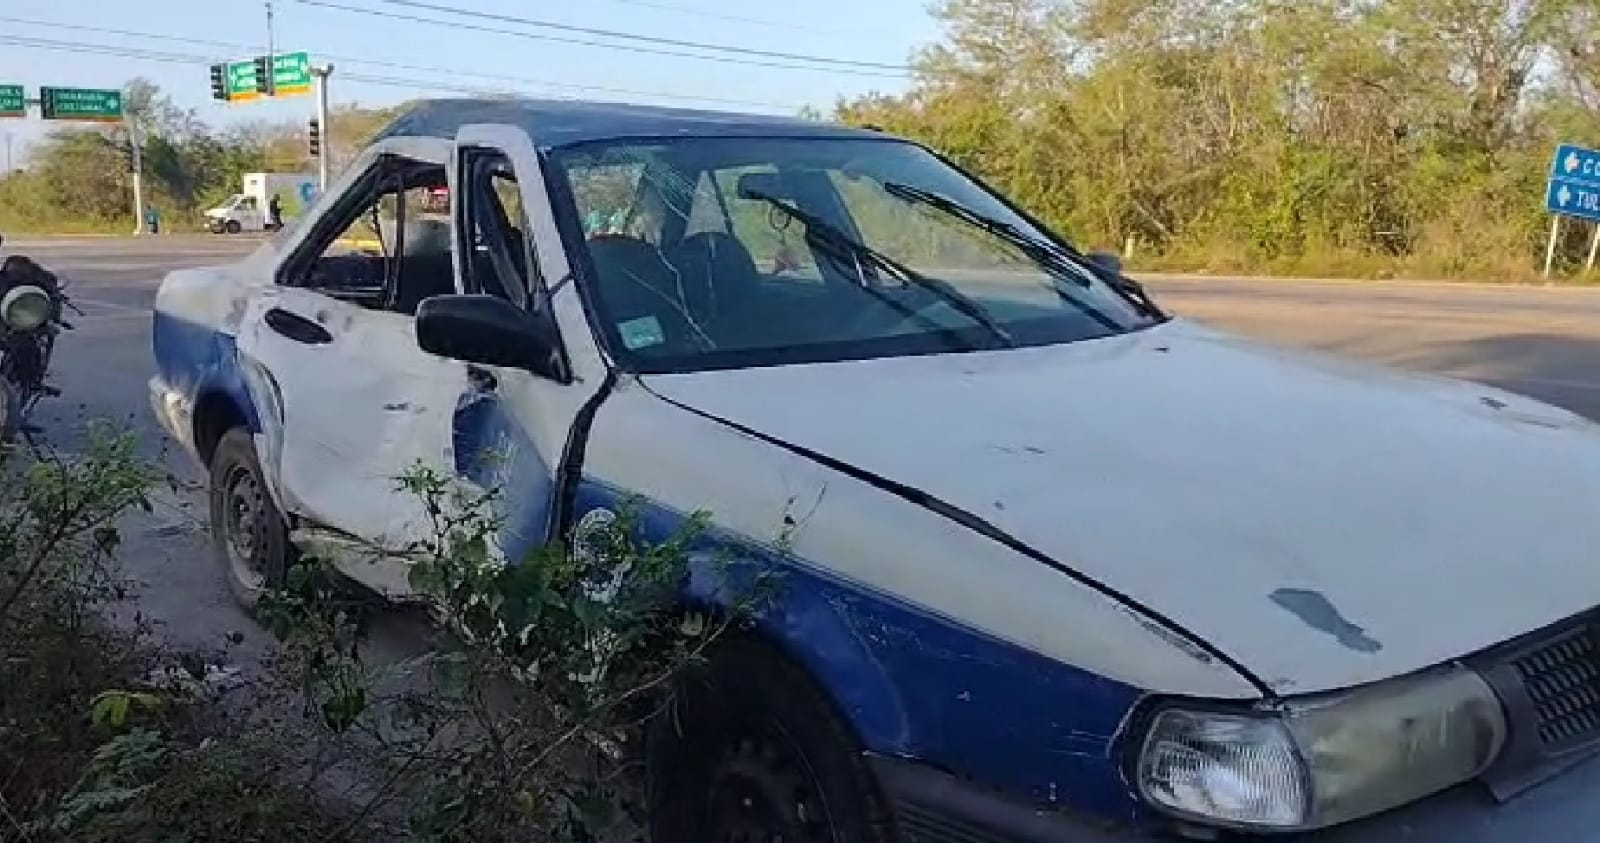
[263,307,333,345]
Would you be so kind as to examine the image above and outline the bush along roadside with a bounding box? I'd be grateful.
[0,425,347,842]
[256,463,778,841]
[3,431,776,841]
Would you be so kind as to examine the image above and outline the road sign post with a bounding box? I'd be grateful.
[38,87,124,122]
[1545,142,1600,278]
[1544,216,1562,280]
[0,85,25,119]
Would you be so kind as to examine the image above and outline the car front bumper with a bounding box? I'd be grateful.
[873,749,1600,842]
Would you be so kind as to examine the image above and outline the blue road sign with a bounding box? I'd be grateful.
[1547,143,1600,223]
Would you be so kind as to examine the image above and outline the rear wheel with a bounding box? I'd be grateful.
[647,640,897,843]
[208,428,293,609]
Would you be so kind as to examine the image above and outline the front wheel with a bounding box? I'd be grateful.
[224,220,242,235]
[208,428,293,609]
[647,640,897,843]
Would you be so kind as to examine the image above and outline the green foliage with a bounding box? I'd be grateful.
[46,732,348,842]
[260,463,773,841]
[0,423,348,841]
[839,0,1600,280]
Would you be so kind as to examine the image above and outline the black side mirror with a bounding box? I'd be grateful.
[1086,250,1123,277]
[415,294,566,382]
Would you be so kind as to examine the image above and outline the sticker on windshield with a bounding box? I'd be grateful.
[618,316,665,350]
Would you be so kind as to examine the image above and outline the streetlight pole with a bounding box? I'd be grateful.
[312,64,333,193]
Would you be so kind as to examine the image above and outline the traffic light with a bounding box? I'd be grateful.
[254,54,275,97]
[209,63,228,101]
[308,117,321,157]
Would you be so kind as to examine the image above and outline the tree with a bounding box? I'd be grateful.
[835,0,1600,278]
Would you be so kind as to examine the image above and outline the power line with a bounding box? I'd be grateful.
[0,18,805,110]
[582,0,846,35]
[295,0,906,78]
[0,32,803,111]
[369,0,904,70]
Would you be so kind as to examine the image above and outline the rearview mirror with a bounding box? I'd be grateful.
[415,294,566,381]
[1086,250,1123,277]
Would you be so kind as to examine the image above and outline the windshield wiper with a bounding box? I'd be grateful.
[741,188,1015,348]
[881,182,1164,321]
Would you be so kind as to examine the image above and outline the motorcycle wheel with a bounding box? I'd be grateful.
[0,379,19,444]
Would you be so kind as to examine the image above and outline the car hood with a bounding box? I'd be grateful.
[641,318,1600,695]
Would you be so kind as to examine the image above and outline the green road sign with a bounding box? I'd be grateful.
[273,52,312,96]
[0,84,24,118]
[39,87,123,122]
[224,51,311,101]
[226,61,261,101]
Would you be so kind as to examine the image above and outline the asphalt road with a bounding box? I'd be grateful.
[12,236,1597,450]
[6,234,1600,657]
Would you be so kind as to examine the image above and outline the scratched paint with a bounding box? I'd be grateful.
[451,384,554,563]
[573,480,1157,825]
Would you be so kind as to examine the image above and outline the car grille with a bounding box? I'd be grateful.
[1513,624,1600,751]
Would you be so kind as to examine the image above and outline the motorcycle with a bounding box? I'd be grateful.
[0,234,76,443]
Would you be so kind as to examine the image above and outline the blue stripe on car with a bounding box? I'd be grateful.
[152,311,261,433]
[572,480,1151,825]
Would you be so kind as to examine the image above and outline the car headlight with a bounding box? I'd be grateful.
[0,285,52,331]
[1136,666,1506,831]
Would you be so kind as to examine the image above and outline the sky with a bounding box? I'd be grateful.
[0,0,942,164]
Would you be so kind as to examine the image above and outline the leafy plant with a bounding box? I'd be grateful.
[261,464,773,841]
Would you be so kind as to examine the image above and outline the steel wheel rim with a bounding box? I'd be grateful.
[707,723,836,843]
[221,463,268,591]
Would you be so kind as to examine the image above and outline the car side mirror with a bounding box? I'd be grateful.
[415,294,566,381]
[1086,250,1123,277]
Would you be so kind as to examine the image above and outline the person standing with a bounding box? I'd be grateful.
[268,193,284,231]
[144,204,161,235]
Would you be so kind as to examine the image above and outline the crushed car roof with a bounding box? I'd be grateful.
[372,97,886,149]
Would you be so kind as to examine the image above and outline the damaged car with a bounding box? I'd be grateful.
[151,98,1600,841]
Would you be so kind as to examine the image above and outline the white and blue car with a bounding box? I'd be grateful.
[151,99,1600,841]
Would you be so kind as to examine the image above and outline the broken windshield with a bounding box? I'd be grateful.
[551,136,1156,373]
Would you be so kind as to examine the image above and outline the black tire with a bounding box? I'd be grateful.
[647,638,897,843]
[208,428,294,610]
[224,220,242,235]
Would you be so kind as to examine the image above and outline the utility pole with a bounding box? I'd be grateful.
[128,116,145,236]
[312,64,333,193]
[2,132,11,174]
[264,0,275,171]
